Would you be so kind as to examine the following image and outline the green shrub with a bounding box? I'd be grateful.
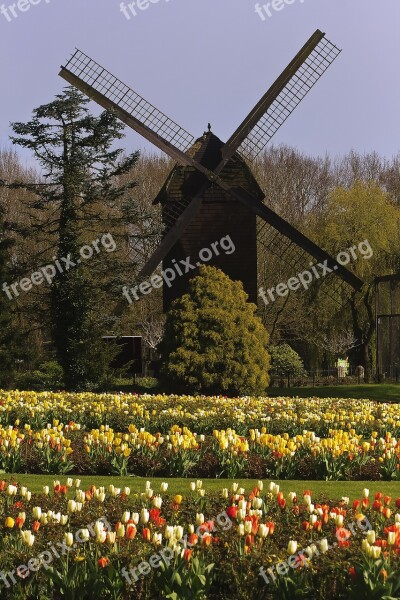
[15,361,64,391]
[269,344,306,378]
[160,266,270,396]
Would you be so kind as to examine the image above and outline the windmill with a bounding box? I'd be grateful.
[59,29,364,312]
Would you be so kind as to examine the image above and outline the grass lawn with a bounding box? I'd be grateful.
[5,475,400,501]
[110,382,400,402]
[268,383,400,402]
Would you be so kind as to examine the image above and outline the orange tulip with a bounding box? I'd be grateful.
[265,521,275,535]
[32,520,40,532]
[142,528,151,542]
[183,549,192,561]
[98,557,109,568]
[126,524,137,540]
[188,533,199,546]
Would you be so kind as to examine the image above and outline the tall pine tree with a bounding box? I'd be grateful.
[9,87,139,390]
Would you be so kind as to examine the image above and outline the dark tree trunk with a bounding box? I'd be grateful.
[350,289,375,382]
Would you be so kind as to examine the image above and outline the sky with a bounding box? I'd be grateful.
[1,0,400,169]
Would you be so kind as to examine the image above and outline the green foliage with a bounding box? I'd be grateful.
[15,360,64,391]
[0,207,25,387]
[135,376,159,390]
[160,266,270,395]
[347,553,400,600]
[10,87,139,390]
[269,344,306,378]
[317,181,400,280]
[153,554,215,600]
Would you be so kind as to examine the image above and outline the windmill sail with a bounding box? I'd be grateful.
[59,49,195,164]
[222,30,341,163]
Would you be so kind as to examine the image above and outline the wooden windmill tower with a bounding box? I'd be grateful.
[59,30,364,311]
[152,128,264,308]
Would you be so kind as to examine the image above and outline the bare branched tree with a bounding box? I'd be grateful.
[314,329,359,358]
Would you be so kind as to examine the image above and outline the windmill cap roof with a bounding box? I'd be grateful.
[153,131,264,205]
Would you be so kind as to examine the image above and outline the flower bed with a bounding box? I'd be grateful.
[0,391,399,479]
[1,391,399,437]
[0,479,399,599]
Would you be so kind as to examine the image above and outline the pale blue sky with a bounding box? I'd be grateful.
[1,0,399,168]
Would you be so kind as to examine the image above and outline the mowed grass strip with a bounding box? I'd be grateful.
[4,475,400,501]
[268,383,400,402]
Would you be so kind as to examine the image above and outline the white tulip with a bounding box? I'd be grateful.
[153,496,162,508]
[77,529,90,543]
[121,511,130,524]
[387,531,396,545]
[366,530,376,544]
[336,515,344,527]
[258,524,269,538]
[319,539,329,554]
[371,545,381,559]
[32,507,42,520]
[140,508,149,524]
[244,521,253,534]
[21,530,35,547]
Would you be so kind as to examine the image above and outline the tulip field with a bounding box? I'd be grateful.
[0,390,399,598]
[0,478,399,599]
[0,391,399,481]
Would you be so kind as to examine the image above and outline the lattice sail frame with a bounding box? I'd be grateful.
[63,50,195,154]
[238,36,341,161]
[257,219,354,312]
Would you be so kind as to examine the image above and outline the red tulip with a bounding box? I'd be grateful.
[349,566,357,580]
[226,506,238,519]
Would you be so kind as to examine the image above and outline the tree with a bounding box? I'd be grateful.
[160,266,270,395]
[314,330,359,360]
[0,205,25,386]
[8,87,139,390]
[269,344,306,379]
[0,148,47,368]
[312,180,400,379]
